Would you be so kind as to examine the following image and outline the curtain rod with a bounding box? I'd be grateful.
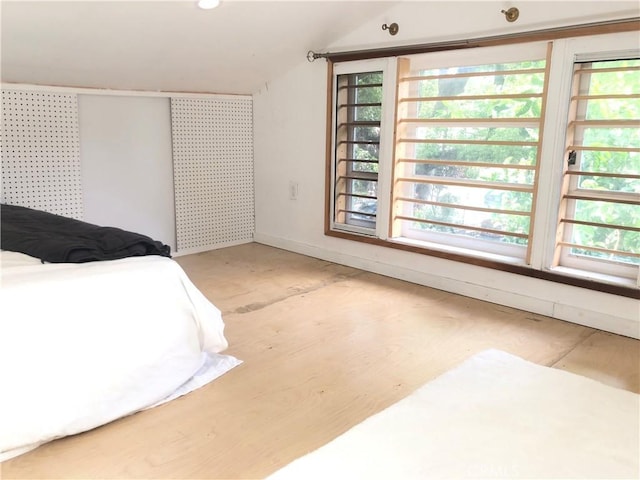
[307,17,640,63]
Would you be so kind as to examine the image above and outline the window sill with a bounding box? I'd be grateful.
[390,236,526,267]
[325,229,640,299]
[549,266,638,290]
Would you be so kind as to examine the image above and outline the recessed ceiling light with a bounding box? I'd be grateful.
[197,0,220,10]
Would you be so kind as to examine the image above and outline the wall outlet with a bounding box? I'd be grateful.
[289,181,298,200]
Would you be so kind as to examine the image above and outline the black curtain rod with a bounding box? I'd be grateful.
[307,17,640,63]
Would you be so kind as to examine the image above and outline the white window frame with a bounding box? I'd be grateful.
[390,42,550,265]
[330,58,396,239]
[538,32,640,287]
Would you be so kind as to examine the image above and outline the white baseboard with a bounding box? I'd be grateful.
[254,233,639,339]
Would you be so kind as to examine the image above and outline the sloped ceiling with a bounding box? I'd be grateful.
[0,0,396,94]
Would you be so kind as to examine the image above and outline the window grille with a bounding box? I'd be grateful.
[333,71,383,233]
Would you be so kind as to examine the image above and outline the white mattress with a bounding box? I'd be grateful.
[269,349,640,479]
[0,251,240,461]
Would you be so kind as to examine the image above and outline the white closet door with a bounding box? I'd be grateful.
[78,95,176,251]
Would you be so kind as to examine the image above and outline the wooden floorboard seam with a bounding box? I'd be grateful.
[228,270,366,315]
[549,329,599,368]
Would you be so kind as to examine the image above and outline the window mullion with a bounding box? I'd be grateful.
[390,57,413,239]
[525,42,553,264]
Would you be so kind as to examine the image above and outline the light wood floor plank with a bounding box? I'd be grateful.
[553,331,640,393]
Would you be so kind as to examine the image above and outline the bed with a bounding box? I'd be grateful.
[0,204,240,461]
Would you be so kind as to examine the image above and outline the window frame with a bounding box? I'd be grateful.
[390,42,552,265]
[328,58,396,239]
[325,28,640,299]
[553,57,639,282]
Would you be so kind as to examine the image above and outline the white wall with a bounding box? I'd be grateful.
[253,1,640,338]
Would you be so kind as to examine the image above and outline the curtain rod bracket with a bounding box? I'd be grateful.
[501,7,520,22]
[307,50,330,63]
[382,22,399,35]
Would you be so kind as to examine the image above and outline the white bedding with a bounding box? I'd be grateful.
[0,251,239,461]
[269,349,640,479]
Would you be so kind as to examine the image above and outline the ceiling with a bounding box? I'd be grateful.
[0,0,396,94]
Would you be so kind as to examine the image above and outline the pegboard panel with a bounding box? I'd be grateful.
[171,97,254,252]
[1,89,83,219]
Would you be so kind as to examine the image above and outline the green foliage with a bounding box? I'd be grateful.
[567,59,640,265]
[345,72,383,216]
[408,60,544,243]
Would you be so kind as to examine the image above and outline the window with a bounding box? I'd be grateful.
[326,31,639,293]
[392,44,550,263]
[332,71,383,233]
[554,58,640,282]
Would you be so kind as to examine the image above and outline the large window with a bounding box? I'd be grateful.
[327,32,639,293]
[392,44,550,263]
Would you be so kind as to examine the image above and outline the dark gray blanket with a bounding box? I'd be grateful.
[1,204,171,263]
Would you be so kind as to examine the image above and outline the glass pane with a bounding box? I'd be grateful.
[574,200,640,229]
[583,59,640,97]
[352,126,380,142]
[576,172,640,194]
[584,98,640,120]
[568,222,640,266]
[349,179,377,198]
[558,58,640,275]
[350,198,377,218]
[334,70,382,230]
[414,126,539,143]
[418,96,543,119]
[412,141,537,165]
[410,184,532,211]
[418,61,545,94]
[408,221,526,244]
[353,105,382,122]
[407,183,531,244]
[569,199,640,266]
[396,57,545,249]
[414,163,535,185]
[351,160,379,173]
[581,128,640,150]
[568,246,639,265]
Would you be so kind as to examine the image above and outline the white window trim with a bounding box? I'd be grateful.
[392,42,549,264]
[330,58,396,238]
[536,32,640,286]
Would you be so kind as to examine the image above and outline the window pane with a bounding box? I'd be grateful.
[557,58,640,276]
[393,54,547,259]
[410,139,538,165]
[413,163,535,184]
[333,71,382,231]
[405,184,531,244]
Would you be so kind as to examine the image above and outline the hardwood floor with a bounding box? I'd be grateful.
[2,243,638,479]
